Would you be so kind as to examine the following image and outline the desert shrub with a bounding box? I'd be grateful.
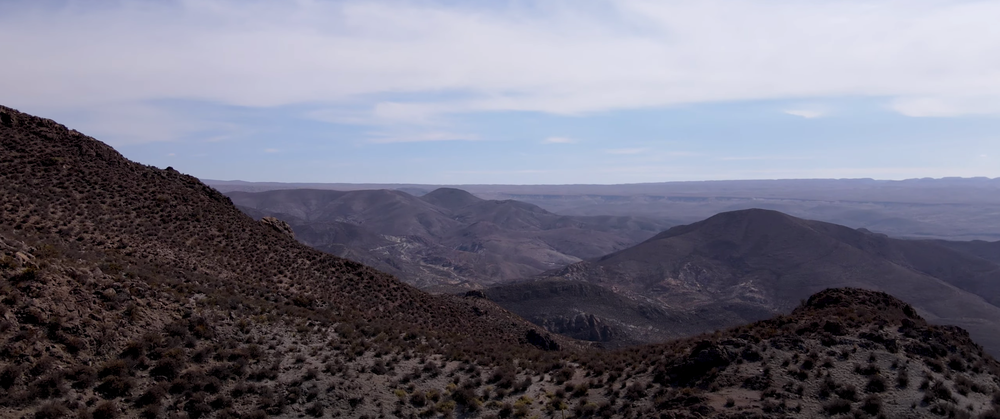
[92,401,118,419]
[29,371,67,400]
[865,375,887,393]
[498,402,514,418]
[135,383,167,407]
[823,398,852,415]
[896,368,910,389]
[305,402,324,417]
[149,358,184,380]
[34,401,70,419]
[949,356,967,373]
[1,364,25,389]
[855,363,879,376]
[97,360,128,378]
[410,391,427,407]
[861,395,882,415]
[924,382,954,404]
[96,376,134,399]
[451,387,477,406]
[954,375,985,396]
[836,384,857,401]
[184,394,212,419]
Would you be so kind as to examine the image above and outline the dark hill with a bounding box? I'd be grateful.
[419,187,483,210]
[228,188,670,289]
[494,208,1000,355]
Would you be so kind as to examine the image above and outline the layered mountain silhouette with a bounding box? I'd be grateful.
[226,187,669,290]
[6,105,1000,418]
[489,208,1000,355]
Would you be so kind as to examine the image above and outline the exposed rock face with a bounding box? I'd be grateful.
[259,216,295,238]
[535,312,619,343]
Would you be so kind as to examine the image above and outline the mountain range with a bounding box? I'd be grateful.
[4,104,1000,418]
[227,188,668,290]
[487,208,1000,355]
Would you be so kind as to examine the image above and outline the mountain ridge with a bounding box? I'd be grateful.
[227,187,670,289]
[490,208,1000,356]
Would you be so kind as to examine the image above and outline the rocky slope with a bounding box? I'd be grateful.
[226,187,669,290]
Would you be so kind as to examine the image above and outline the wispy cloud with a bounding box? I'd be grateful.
[264,148,280,153]
[784,109,825,119]
[4,0,1000,121]
[542,137,577,144]
[605,148,650,155]
[367,131,479,144]
[719,155,812,161]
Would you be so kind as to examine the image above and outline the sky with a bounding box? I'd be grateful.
[3,0,1000,184]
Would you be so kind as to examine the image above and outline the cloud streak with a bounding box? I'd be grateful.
[2,1,999,116]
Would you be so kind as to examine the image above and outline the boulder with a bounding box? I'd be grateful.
[260,217,295,239]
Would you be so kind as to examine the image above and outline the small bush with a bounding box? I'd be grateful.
[865,375,887,393]
[34,401,70,419]
[861,395,882,415]
[135,384,167,407]
[92,401,118,419]
[96,376,135,399]
[896,369,909,389]
[305,402,324,417]
[823,398,852,415]
[836,384,858,401]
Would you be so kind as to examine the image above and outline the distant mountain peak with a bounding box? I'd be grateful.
[420,187,483,210]
[648,207,803,242]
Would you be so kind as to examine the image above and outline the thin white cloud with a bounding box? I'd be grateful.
[367,131,479,144]
[605,148,650,155]
[784,109,825,119]
[719,155,812,161]
[542,137,577,144]
[2,0,1000,135]
[264,148,280,153]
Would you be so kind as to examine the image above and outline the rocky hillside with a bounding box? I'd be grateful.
[490,209,1000,355]
[5,105,1000,419]
[226,187,668,290]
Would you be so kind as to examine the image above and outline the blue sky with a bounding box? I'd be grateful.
[3,0,999,184]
